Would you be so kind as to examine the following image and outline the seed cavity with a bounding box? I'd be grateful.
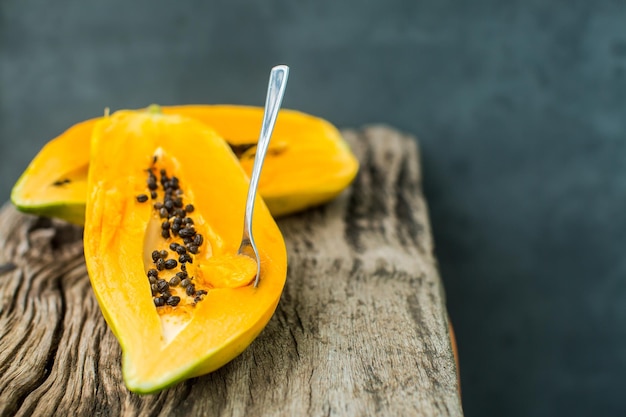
[141,164,208,309]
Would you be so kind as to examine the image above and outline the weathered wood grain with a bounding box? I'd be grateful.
[0,126,462,417]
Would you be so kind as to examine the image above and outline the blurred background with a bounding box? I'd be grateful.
[1,1,625,415]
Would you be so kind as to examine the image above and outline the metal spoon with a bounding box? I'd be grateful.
[238,65,289,287]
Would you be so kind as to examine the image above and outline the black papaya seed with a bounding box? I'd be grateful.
[156,258,165,271]
[179,227,196,238]
[186,284,196,296]
[166,296,181,306]
[156,279,169,293]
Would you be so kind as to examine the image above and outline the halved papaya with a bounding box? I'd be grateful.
[11,105,359,224]
[84,109,287,393]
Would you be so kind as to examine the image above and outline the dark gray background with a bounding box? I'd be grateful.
[2,1,625,416]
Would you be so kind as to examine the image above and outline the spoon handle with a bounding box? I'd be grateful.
[241,65,289,285]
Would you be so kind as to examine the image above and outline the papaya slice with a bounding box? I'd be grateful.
[10,118,96,225]
[11,105,359,224]
[84,109,287,393]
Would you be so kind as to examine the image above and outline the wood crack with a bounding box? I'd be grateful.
[0,262,17,275]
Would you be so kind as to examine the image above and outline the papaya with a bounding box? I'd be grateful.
[84,109,287,393]
[11,105,359,224]
[10,118,95,225]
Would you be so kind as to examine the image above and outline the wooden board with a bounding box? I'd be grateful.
[0,126,462,416]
